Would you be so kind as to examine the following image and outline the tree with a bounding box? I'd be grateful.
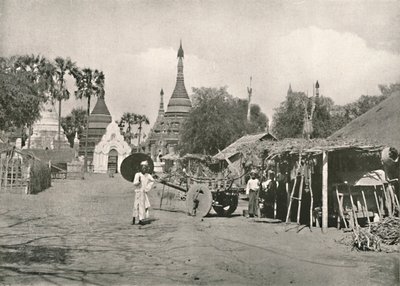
[74,68,105,171]
[2,55,51,147]
[271,91,308,139]
[53,57,78,149]
[61,108,87,147]
[271,90,335,139]
[117,112,137,144]
[0,71,41,132]
[133,114,150,150]
[179,87,268,155]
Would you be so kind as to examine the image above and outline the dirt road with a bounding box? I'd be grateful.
[0,174,398,285]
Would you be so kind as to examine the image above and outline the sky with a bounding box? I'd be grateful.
[1,0,400,132]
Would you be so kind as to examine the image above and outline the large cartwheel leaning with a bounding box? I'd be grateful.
[186,184,213,217]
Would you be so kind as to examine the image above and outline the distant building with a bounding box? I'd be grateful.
[29,102,70,150]
[145,41,192,160]
[79,95,112,169]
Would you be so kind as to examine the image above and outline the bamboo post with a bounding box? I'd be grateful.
[4,156,9,189]
[348,184,359,228]
[10,159,14,189]
[159,184,166,209]
[285,176,298,223]
[361,190,370,225]
[309,167,314,229]
[286,175,290,211]
[373,186,382,219]
[25,163,31,194]
[0,158,3,192]
[296,175,304,225]
[336,186,348,229]
[322,151,328,232]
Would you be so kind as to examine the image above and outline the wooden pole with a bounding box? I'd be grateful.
[159,184,166,209]
[296,175,304,225]
[373,187,382,219]
[10,159,14,189]
[361,190,370,225]
[322,151,328,232]
[0,158,3,192]
[4,156,9,189]
[285,176,298,223]
[309,166,314,229]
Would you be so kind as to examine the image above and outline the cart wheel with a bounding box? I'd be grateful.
[186,184,212,217]
[213,196,239,216]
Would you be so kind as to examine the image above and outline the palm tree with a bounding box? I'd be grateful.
[133,114,150,151]
[52,58,79,149]
[118,112,137,144]
[74,68,105,171]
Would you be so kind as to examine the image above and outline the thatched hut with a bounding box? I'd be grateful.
[238,138,394,231]
[330,91,400,150]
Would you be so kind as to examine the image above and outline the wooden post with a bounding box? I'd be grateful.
[309,167,314,229]
[0,158,3,192]
[159,184,166,209]
[4,156,9,188]
[361,190,370,225]
[322,151,328,232]
[10,159,14,189]
[296,175,304,225]
[373,187,382,219]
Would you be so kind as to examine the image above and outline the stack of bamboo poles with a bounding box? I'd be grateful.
[352,217,400,251]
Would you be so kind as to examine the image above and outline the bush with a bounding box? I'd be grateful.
[29,159,51,194]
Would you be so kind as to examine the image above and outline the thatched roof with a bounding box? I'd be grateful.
[238,138,383,160]
[214,132,277,160]
[330,91,400,150]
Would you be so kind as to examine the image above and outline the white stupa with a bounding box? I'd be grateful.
[29,101,70,149]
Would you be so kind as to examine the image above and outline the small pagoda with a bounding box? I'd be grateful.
[79,95,112,168]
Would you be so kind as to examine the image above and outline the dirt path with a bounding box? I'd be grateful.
[0,174,398,285]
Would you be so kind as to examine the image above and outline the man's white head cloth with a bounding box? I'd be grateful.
[140,161,149,166]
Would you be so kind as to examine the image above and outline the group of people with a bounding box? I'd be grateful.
[245,169,278,218]
[131,161,279,224]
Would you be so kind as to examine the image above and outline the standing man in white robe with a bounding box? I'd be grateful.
[132,161,154,225]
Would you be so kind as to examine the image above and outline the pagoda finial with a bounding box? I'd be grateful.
[159,88,164,113]
[315,80,320,97]
[177,40,184,58]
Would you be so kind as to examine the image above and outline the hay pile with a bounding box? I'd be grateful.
[353,217,400,252]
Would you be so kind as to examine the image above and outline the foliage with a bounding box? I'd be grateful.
[29,159,52,194]
[271,84,396,139]
[117,112,150,146]
[0,71,42,131]
[61,108,87,147]
[271,91,308,139]
[179,87,268,155]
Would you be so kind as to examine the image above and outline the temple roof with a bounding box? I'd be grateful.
[91,96,111,116]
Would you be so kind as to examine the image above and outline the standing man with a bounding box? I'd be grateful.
[246,170,260,218]
[132,161,154,225]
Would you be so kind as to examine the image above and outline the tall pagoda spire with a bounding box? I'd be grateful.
[165,41,192,115]
[177,40,184,58]
[159,89,165,114]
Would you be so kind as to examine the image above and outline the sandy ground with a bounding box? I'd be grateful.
[0,173,399,286]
